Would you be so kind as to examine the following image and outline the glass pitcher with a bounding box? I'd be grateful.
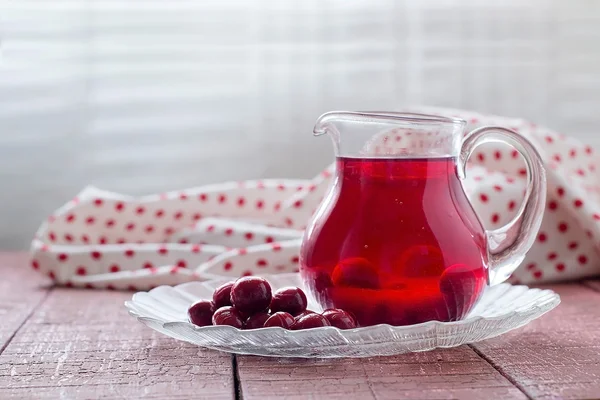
[299,111,546,327]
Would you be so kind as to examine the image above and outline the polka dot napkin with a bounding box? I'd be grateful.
[29,107,599,290]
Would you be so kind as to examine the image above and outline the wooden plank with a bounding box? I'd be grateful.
[472,283,600,400]
[0,287,235,399]
[0,252,50,353]
[583,279,600,292]
[237,347,527,399]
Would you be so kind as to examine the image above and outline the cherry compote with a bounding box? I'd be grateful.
[301,157,487,326]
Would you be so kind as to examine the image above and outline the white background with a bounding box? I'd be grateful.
[0,0,599,248]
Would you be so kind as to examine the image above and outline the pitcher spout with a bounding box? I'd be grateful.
[312,111,466,159]
[313,111,347,137]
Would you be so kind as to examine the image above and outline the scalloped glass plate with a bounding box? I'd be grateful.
[125,273,560,358]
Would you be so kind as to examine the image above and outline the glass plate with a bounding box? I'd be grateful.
[124,273,560,358]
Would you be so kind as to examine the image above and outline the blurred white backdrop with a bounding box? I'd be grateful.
[0,0,599,248]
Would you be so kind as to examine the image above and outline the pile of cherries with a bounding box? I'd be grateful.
[187,276,357,330]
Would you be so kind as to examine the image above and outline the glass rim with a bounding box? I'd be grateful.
[313,111,466,135]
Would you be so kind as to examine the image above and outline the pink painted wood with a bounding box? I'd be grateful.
[0,254,234,399]
[236,349,527,399]
[0,253,49,352]
[1,253,599,399]
[472,283,600,399]
[583,279,600,292]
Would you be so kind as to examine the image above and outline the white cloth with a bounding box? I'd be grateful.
[29,108,599,289]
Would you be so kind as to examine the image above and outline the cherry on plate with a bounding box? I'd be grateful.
[187,300,215,327]
[322,308,357,329]
[270,287,308,316]
[212,306,244,328]
[264,312,295,329]
[230,277,272,315]
[294,310,317,322]
[291,313,331,330]
[213,282,234,309]
[331,257,379,289]
[244,312,270,329]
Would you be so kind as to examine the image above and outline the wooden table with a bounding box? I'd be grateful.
[1,252,600,399]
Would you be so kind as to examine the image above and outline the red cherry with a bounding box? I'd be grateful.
[264,312,295,329]
[331,257,379,289]
[270,287,307,316]
[294,310,317,322]
[244,312,270,329]
[308,269,334,304]
[212,306,244,328]
[291,313,330,330]
[439,263,486,320]
[230,277,272,315]
[213,282,234,309]
[322,309,357,329]
[396,245,445,277]
[439,263,485,296]
[187,300,215,327]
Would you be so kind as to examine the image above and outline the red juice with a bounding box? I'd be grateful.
[300,157,488,327]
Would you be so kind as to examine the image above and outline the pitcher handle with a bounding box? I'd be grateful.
[458,127,547,286]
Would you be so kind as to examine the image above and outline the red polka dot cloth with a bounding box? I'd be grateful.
[30,107,599,290]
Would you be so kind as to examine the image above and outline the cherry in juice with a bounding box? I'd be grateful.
[300,157,488,327]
